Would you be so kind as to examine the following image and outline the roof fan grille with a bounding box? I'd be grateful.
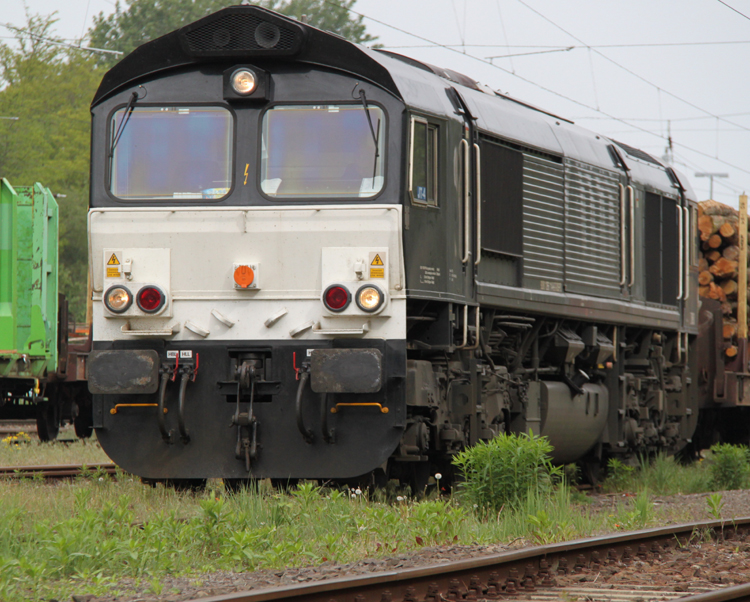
[184,14,297,53]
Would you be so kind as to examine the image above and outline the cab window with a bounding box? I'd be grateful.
[109,106,232,201]
[410,117,438,206]
[260,104,385,199]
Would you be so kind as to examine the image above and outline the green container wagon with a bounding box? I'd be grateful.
[0,178,92,440]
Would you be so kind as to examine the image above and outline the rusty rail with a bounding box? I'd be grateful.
[189,517,750,602]
[0,463,118,479]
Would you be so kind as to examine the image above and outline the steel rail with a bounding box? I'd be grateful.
[189,517,750,602]
[680,582,750,602]
[0,463,118,479]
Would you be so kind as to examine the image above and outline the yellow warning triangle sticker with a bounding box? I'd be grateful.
[371,254,384,266]
[107,253,120,266]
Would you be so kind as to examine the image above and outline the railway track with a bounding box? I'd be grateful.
[188,517,750,602]
[0,463,117,479]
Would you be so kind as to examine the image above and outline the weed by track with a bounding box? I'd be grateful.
[1,439,748,601]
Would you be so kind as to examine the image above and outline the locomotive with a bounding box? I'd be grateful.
[87,5,701,487]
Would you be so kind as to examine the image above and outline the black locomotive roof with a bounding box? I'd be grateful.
[91,4,694,200]
[92,4,402,105]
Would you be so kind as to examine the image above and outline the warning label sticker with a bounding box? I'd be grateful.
[105,251,122,278]
[369,252,386,279]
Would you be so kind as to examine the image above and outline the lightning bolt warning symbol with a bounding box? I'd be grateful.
[244,163,249,185]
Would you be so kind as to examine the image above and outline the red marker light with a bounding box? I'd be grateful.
[137,286,166,313]
[323,285,350,312]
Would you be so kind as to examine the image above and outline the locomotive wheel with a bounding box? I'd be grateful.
[224,478,258,493]
[408,462,431,499]
[166,479,207,492]
[35,399,60,442]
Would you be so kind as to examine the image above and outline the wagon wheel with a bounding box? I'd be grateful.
[73,387,94,439]
[35,391,60,442]
[74,413,93,439]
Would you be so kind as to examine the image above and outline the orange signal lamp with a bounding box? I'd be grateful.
[234,265,255,288]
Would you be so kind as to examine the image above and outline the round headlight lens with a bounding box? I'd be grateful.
[323,284,351,312]
[231,69,257,95]
[137,286,166,313]
[356,285,384,312]
[104,286,132,313]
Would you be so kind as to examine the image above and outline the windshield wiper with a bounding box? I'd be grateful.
[110,91,138,158]
[359,89,380,179]
[108,91,138,188]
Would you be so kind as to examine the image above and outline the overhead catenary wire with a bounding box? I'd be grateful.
[513,0,750,136]
[0,22,122,56]
[334,0,750,185]
[716,0,750,22]
[380,40,750,50]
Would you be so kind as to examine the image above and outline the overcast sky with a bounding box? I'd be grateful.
[4,0,750,207]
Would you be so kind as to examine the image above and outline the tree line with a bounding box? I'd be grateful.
[0,0,375,320]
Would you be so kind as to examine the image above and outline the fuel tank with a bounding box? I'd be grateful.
[539,381,609,464]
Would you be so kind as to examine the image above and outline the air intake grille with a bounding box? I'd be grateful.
[563,159,622,299]
[522,155,565,290]
[183,13,301,55]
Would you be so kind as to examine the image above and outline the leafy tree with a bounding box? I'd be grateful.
[0,14,102,321]
[88,0,376,65]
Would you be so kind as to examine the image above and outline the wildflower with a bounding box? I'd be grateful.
[435,473,442,481]
[355,488,362,496]
[351,493,357,498]
[396,496,404,502]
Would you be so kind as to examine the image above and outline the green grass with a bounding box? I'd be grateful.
[0,463,613,601]
[0,440,745,601]
[600,448,750,496]
[0,436,110,467]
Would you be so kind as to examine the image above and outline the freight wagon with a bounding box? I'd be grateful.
[0,178,92,440]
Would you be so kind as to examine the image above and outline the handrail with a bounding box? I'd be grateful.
[628,186,635,288]
[456,304,469,349]
[407,118,416,203]
[474,142,482,266]
[330,402,389,414]
[460,139,471,264]
[618,183,626,287]
[465,306,481,351]
[677,204,684,300]
[683,206,690,301]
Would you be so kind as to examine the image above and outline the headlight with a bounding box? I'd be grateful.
[231,69,257,95]
[104,285,132,313]
[356,285,384,312]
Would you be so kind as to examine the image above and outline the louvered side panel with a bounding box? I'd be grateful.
[522,156,564,292]
[563,159,622,298]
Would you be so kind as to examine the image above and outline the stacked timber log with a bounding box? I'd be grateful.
[698,200,745,358]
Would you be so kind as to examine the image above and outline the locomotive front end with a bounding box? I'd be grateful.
[87,7,407,482]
